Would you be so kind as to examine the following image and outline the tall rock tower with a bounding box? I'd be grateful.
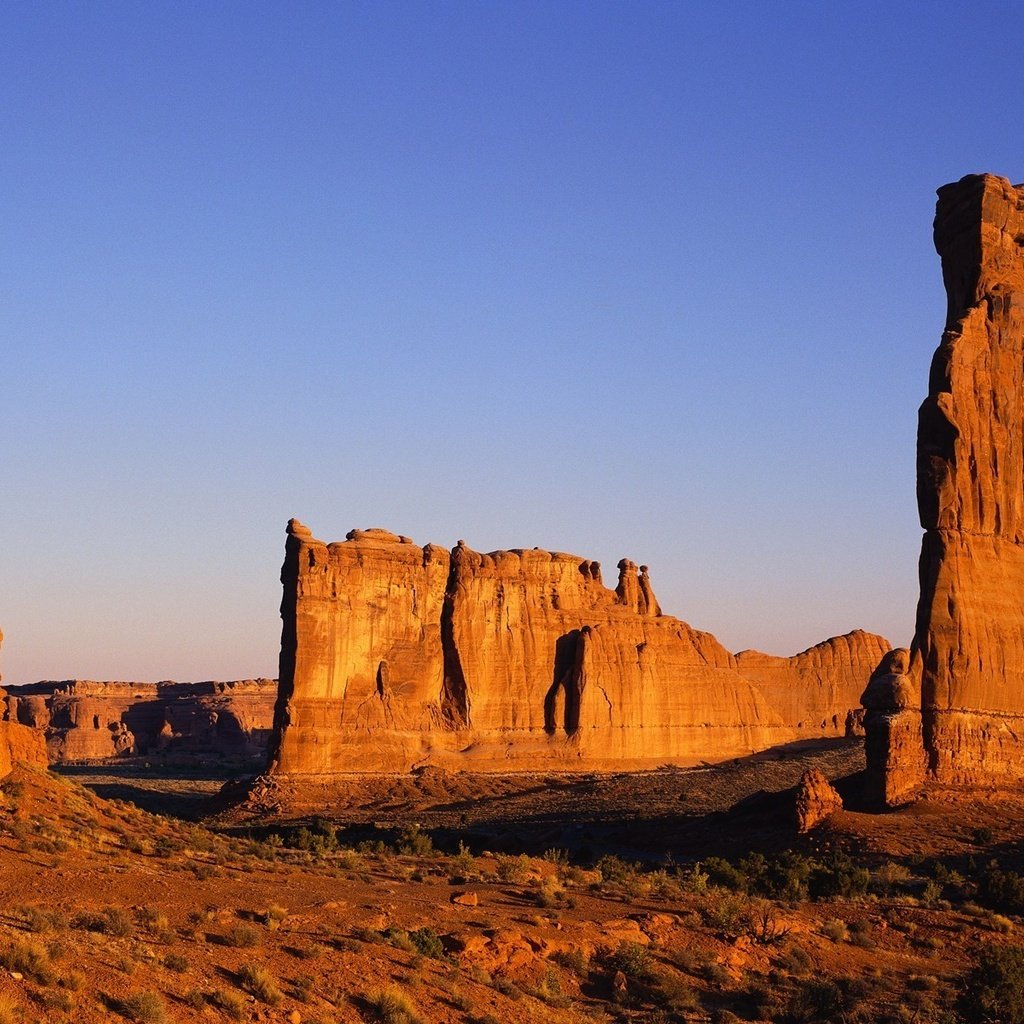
[867,173,1024,803]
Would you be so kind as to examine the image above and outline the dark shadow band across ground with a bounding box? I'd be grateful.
[53,737,867,861]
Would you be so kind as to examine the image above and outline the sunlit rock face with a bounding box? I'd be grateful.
[794,767,844,832]
[862,649,927,807]
[0,630,58,774]
[865,173,1024,801]
[2,679,277,762]
[268,520,886,774]
[735,631,891,737]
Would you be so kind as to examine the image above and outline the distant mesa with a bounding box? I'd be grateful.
[864,173,1024,805]
[266,522,888,775]
[0,679,277,764]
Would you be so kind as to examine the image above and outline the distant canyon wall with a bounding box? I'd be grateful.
[864,173,1024,804]
[2,679,277,763]
[268,521,888,774]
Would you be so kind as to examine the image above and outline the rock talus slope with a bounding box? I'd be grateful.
[868,174,1024,799]
[269,521,887,774]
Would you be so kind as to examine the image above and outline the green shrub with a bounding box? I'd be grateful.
[703,856,747,891]
[781,977,845,1023]
[980,864,1024,915]
[610,940,652,981]
[552,947,589,976]
[495,853,532,884]
[872,860,912,895]
[408,927,446,959]
[596,854,633,884]
[960,944,1024,1023]
[291,817,341,854]
[397,824,434,856]
[808,852,870,900]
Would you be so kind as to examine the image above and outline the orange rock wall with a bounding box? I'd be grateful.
[269,520,887,774]
[3,679,277,762]
[735,631,891,736]
[0,720,49,777]
[0,629,50,775]
[907,173,1024,788]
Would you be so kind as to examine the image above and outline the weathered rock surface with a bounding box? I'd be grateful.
[0,630,51,776]
[2,679,277,762]
[794,767,843,831]
[861,649,926,806]
[866,173,1024,801]
[736,631,890,736]
[269,520,887,774]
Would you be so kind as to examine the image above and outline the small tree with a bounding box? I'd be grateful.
[960,945,1024,1024]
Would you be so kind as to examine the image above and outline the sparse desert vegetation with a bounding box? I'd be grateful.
[0,753,1014,1022]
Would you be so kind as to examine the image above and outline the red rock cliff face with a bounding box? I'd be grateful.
[735,631,891,736]
[269,521,885,774]
[0,630,51,775]
[863,173,1024,804]
[3,679,277,762]
[900,173,1024,791]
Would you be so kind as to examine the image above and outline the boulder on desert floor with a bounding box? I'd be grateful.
[794,767,843,831]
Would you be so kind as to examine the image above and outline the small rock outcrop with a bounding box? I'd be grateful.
[0,630,50,776]
[794,768,843,831]
[861,649,926,807]
[865,173,1024,802]
[268,520,887,774]
[3,679,277,762]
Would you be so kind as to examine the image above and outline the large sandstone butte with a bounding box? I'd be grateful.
[865,173,1024,804]
[268,521,887,774]
[2,679,277,763]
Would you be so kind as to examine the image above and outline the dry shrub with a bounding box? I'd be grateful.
[367,985,424,1024]
[119,991,169,1024]
[0,938,54,985]
[239,963,283,1006]
[226,922,262,948]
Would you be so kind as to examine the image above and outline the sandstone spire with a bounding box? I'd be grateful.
[865,173,1024,802]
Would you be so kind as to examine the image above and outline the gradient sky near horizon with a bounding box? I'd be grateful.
[4,1,1023,684]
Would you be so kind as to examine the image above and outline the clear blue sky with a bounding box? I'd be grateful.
[3,1,1022,683]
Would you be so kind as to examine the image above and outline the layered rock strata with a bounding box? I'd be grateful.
[861,649,926,806]
[2,679,277,762]
[736,631,890,736]
[865,173,1024,802]
[269,521,888,774]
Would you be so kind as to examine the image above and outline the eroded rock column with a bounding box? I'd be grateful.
[861,649,926,807]
[914,174,1024,787]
